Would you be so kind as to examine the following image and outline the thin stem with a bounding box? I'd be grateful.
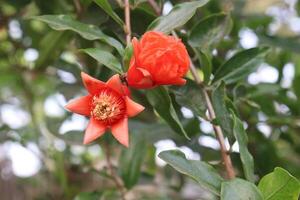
[171,31,235,179]
[203,89,236,179]
[124,0,131,44]
[104,142,127,200]
[147,0,161,15]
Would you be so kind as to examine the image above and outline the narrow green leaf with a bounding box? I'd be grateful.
[259,34,300,53]
[81,48,123,73]
[232,113,255,182]
[258,167,300,200]
[189,13,232,51]
[171,79,207,119]
[213,47,269,84]
[221,178,263,200]
[31,15,124,55]
[211,82,234,142]
[35,31,71,68]
[119,133,146,189]
[74,192,102,200]
[159,150,223,195]
[148,0,210,33]
[93,0,124,26]
[194,48,212,84]
[123,43,133,71]
[146,86,190,139]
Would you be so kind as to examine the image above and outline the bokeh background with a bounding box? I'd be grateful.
[0,0,300,199]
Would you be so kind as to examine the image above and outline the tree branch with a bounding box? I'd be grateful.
[170,31,235,179]
[104,142,127,200]
[147,0,161,15]
[124,0,131,44]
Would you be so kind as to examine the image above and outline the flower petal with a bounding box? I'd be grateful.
[106,74,125,95]
[81,72,105,94]
[125,97,144,117]
[111,117,129,147]
[127,66,154,89]
[83,118,106,144]
[65,95,92,116]
[132,37,140,65]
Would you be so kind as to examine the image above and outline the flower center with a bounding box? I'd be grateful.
[91,88,126,125]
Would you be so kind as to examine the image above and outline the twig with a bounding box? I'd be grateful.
[124,0,131,44]
[187,51,235,179]
[147,0,161,15]
[104,142,127,200]
[203,89,235,179]
[171,31,235,179]
[73,0,83,18]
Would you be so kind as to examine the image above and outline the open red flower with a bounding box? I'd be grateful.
[65,72,144,147]
[126,31,190,89]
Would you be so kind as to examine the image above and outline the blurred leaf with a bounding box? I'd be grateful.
[74,191,102,200]
[57,131,83,145]
[148,0,209,33]
[171,79,207,119]
[258,167,300,200]
[122,43,133,71]
[213,47,269,84]
[221,178,263,200]
[31,15,124,55]
[211,82,234,142]
[146,86,190,139]
[194,48,212,84]
[293,75,300,99]
[35,31,71,68]
[93,0,124,26]
[119,133,146,189]
[232,113,255,182]
[159,150,223,195]
[259,34,300,53]
[189,13,232,51]
[81,48,123,73]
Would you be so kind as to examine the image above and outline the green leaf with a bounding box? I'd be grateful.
[258,34,300,53]
[211,82,234,142]
[221,178,263,200]
[213,47,269,84]
[81,48,123,73]
[146,86,190,139]
[258,167,300,200]
[189,13,232,51]
[159,150,223,195]
[35,31,71,68]
[232,113,255,182]
[93,0,124,26]
[122,43,133,71]
[171,79,207,119]
[74,191,102,200]
[194,48,212,84]
[119,133,146,189]
[148,0,210,33]
[31,15,124,55]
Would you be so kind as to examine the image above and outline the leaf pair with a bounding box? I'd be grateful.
[159,150,300,199]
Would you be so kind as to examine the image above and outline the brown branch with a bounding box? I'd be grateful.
[147,0,161,15]
[171,31,235,179]
[104,142,127,200]
[124,0,131,44]
[203,89,236,179]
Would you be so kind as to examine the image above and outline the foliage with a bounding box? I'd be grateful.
[0,0,300,199]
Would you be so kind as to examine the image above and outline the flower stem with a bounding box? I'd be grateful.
[147,0,161,15]
[104,142,127,199]
[124,0,131,44]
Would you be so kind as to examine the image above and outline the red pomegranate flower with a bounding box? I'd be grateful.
[126,31,190,89]
[65,72,144,147]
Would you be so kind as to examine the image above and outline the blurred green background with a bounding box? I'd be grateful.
[0,0,300,199]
